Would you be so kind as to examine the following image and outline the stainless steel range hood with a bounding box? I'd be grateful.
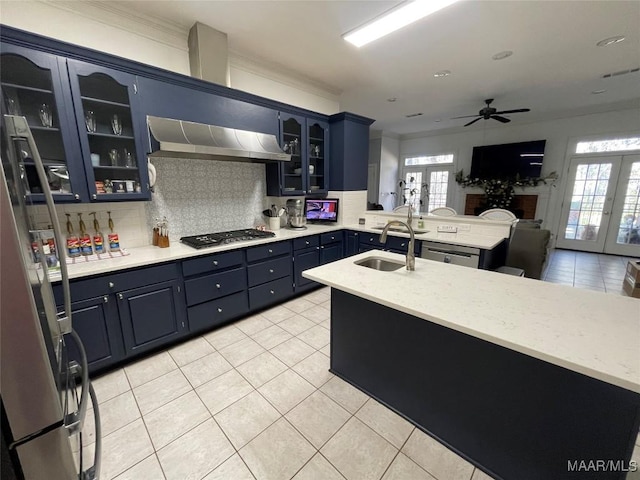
[147,116,290,162]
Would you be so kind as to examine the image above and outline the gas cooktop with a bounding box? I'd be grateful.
[180,229,275,249]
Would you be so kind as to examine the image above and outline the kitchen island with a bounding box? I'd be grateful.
[303,251,640,480]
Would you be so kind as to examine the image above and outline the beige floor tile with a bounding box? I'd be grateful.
[251,324,293,349]
[124,351,177,388]
[304,290,330,305]
[83,390,140,446]
[92,369,131,404]
[382,453,436,480]
[168,336,215,367]
[236,351,288,388]
[292,453,345,480]
[297,325,331,350]
[214,391,282,449]
[113,454,166,480]
[219,337,266,366]
[320,344,331,357]
[300,305,330,323]
[240,418,315,480]
[319,299,330,309]
[144,390,211,450]
[284,297,316,313]
[203,453,255,480]
[260,305,296,323]
[133,369,192,415]
[402,428,474,480]
[100,419,154,480]
[157,419,235,480]
[235,313,274,336]
[472,468,497,480]
[180,351,233,388]
[203,324,248,350]
[196,369,254,415]
[292,351,333,388]
[270,337,316,367]
[285,391,350,449]
[320,374,369,414]
[278,315,316,336]
[355,398,414,448]
[321,417,398,480]
[258,369,316,414]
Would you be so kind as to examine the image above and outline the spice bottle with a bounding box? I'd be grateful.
[65,214,80,257]
[90,212,105,254]
[107,211,121,251]
[78,213,93,256]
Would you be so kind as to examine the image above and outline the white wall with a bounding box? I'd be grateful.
[398,107,640,239]
[380,135,401,211]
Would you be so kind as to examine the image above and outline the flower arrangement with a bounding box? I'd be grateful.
[398,177,429,211]
[455,170,558,209]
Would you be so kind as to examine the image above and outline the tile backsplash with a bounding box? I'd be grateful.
[145,157,267,240]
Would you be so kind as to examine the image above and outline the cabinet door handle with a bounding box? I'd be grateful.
[118,293,123,300]
[316,246,320,250]
[213,260,218,266]
[370,237,374,242]
[133,83,138,94]
[269,269,274,273]
[91,194,97,200]
[217,307,223,313]
[215,283,221,289]
[305,241,310,245]
[108,282,115,288]
[331,236,335,240]
[103,296,108,303]
[401,243,406,247]
[75,194,81,200]
[320,246,324,249]
[268,249,273,253]
[270,290,275,294]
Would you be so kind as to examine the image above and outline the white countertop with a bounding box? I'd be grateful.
[302,250,640,394]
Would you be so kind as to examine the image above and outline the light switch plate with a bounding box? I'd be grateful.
[437,225,458,233]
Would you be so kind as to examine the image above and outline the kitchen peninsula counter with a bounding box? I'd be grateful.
[303,250,640,480]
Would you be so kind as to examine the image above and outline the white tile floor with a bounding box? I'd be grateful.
[87,252,640,480]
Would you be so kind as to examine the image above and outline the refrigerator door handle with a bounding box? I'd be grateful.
[64,330,89,435]
[81,382,101,480]
[3,115,73,335]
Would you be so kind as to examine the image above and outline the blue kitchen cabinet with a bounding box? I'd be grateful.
[266,114,329,196]
[320,231,343,264]
[345,231,360,256]
[0,44,88,202]
[246,241,294,310]
[67,59,150,201]
[329,112,375,191]
[117,279,186,356]
[293,235,320,292]
[136,76,279,135]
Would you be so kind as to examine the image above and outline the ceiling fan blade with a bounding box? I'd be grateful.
[451,114,481,119]
[491,115,511,123]
[464,117,483,127]
[494,108,530,115]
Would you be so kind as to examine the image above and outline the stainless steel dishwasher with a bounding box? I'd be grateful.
[420,241,480,268]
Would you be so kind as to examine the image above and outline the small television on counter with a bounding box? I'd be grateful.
[305,198,339,223]
[470,140,546,180]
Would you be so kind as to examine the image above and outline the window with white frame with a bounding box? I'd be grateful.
[428,170,449,210]
[576,137,640,154]
[401,153,455,212]
[404,153,454,166]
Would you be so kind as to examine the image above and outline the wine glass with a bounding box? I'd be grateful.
[84,110,96,133]
[111,114,122,135]
[39,103,52,128]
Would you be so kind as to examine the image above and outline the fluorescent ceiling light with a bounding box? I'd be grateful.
[520,153,544,157]
[343,0,459,48]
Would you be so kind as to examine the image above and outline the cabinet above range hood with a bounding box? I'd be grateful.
[147,116,290,162]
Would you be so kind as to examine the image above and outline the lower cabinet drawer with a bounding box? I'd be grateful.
[248,276,293,311]
[188,291,249,333]
[184,267,246,306]
[247,256,292,287]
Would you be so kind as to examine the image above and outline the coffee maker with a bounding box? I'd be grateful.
[286,199,306,229]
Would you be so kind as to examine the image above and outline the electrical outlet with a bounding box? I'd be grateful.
[437,225,458,233]
[458,224,471,232]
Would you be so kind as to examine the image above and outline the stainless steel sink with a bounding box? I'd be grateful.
[354,256,405,271]
[372,226,428,234]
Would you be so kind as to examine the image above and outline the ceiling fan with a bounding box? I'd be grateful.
[452,99,530,127]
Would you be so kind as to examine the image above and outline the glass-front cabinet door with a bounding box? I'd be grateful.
[280,113,306,195]
[308,120,329,195]
[67,59,150,201]
[0,44,87,202]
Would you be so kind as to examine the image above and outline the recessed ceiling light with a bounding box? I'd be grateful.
[591,89,607,94]
[343,0,459,48]
[434,119,442,122]
[406,112,423,118]
[492,50,513,60]
[597,36,625,47]
[387,97,397,102]
[434,70,451,78]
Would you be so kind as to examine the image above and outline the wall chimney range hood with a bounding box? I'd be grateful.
[147,116,290,162]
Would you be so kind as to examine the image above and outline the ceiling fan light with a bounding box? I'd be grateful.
[343,0,459,48]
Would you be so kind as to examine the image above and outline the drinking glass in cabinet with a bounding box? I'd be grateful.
[85,110,96,132]
[108,148,120,166]
[111,114,122,135]
[38,103,52,128]
[123,148,135,167]
[7,97,21,116]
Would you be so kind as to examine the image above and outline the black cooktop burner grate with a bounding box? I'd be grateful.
[180,229,276,249]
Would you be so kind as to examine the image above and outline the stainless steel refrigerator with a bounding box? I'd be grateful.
[1,115,101,479]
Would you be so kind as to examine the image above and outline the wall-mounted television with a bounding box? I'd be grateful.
[470,140,546,180]
[305,198,339,223]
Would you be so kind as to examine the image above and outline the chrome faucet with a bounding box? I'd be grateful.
[380,220,416,271]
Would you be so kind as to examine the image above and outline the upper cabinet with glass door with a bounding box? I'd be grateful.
[279,113,306,195]
[66,59,150,201]
[307,120,329,195]
[0,44,87,202]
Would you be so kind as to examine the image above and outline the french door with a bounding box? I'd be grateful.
[400,165,453,213]
[557,154,640,255]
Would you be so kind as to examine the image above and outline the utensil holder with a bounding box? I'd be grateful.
[268,217,280,231]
